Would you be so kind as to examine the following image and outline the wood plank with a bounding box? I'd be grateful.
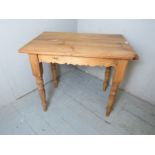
[19,32,138,60]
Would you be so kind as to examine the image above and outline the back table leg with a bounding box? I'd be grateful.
[29,54,47,111]
[51,63,58,87]
[103,67,111,91]
[106,60,128,116]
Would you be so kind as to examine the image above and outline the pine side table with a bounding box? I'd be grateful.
[19,32,138,116]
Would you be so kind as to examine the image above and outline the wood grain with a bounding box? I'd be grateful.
[19,32,138,60]
[38,55,117,67]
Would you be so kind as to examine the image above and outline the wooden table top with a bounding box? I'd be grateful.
[19,32,138,60]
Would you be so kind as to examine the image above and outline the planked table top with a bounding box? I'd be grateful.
[19,32,138,60]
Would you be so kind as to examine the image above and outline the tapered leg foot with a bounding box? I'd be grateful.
[103,84,107,91]
[106,106,113,116]
[106,83,118,116]
[43,105,48,111]
[103,67,111,91]
[51,63,58,88]
[53,80,58,88]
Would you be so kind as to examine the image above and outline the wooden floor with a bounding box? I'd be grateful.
[0,67,155,135]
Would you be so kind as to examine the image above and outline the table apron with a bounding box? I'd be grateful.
[38,55,118,67]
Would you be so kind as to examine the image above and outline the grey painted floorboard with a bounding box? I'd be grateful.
[0,68,155,134]
[0,105,34,134]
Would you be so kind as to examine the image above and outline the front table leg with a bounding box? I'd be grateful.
[29,54,47,111]
[106,60,128,116]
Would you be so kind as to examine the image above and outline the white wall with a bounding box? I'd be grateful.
[77,19,155,105]
[0,19,77,107]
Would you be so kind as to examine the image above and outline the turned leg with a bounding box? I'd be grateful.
[106,60,128,116]
[103,67,111,91]
[29,54,47,111]
[51,63,58,87]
